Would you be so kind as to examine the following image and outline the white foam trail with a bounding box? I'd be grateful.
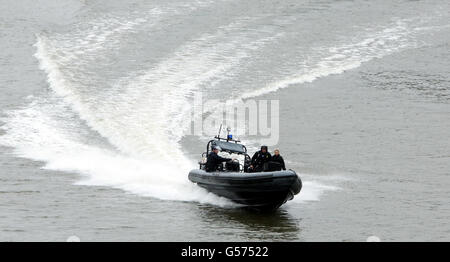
[44,0,220,64]
[236,18,441,100]
[289,181,340,203]
[0,99,234,206]
[31,33,223,204]
[287,173,355,204]
[1,11,289,206]
[43,9,162,65]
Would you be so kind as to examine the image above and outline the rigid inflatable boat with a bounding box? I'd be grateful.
[188,128,302,211]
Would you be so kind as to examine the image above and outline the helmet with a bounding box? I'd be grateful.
[212,146,221,151]
[261,145,268,151]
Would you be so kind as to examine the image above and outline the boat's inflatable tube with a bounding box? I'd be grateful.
[188,169,302,210]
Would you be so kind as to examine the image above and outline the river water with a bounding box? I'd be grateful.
[0,0,449,241]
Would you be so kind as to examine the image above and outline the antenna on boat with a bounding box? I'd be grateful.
[216,124,223,140]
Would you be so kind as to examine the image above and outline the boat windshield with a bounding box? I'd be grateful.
[211,140,246,154]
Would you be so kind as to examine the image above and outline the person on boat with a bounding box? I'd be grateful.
[249,145,272,172]
[205,146,232,172]
[270,149,286,170]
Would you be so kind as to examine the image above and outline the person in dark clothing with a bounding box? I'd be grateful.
[271,149,286,170]
[205,146,232,172]
[249,145,272,172]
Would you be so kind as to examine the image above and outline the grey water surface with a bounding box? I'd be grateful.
[0,0,449,241]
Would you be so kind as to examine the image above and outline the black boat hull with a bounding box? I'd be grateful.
[188,169,302,210]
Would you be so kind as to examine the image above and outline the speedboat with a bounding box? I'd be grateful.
[188,128,302,211]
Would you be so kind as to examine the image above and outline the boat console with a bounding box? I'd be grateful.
[199,127,251,172]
